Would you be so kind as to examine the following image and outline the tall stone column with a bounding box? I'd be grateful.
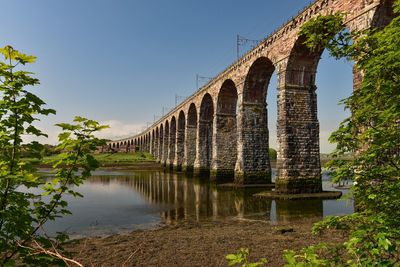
[183,125,196,172]
[235,101,271,184]
[149,135,153,155]
[193,120,212,176]
[153,134,159,160]
[211,113,237,181]
[158,133,163,163]
[275,67,322,193]
[173,127,185,171]
[167,133,175,170]
[162,131,169,167]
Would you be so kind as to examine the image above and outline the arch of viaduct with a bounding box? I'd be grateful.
[107,0,393,193]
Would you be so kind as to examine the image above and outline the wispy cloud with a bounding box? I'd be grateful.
[94,120,145,140]
[22,131,61,146]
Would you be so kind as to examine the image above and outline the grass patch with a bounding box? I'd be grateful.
[24,152,156,166]
[94,152,155,164]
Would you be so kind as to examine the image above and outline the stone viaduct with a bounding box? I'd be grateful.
[107,0,393,193]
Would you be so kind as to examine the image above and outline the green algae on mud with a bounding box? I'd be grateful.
[254,190,342,200]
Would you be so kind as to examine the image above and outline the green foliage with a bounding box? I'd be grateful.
[285,214,400,266]
[285,0,400,265]
[299,13,345,55]
[226,248,267,267]
[0,46,108,265]
[284,244,333,267]
[20,144,58,160]
[268,148,277,160]
[325,159,353,186]
[324,4,400,222]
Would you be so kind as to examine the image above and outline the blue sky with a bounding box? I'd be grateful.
[1,0,352,153]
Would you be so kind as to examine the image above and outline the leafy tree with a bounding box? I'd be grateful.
[0,46,107,265]
[284,0,400,265]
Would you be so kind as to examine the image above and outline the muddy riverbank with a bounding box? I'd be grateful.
[66,217,344,266]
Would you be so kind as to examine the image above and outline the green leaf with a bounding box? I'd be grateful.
[226,254,238,260]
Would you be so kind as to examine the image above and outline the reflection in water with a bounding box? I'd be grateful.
[88,171,344,224]
[44,170,353,236]
[170,173,322,224]
[128,172,273,224]
[275,200,323,222]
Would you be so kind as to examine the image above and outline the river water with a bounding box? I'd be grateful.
[40,170,354,237]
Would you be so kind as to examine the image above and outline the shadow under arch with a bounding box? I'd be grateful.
[371,0,395,29]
